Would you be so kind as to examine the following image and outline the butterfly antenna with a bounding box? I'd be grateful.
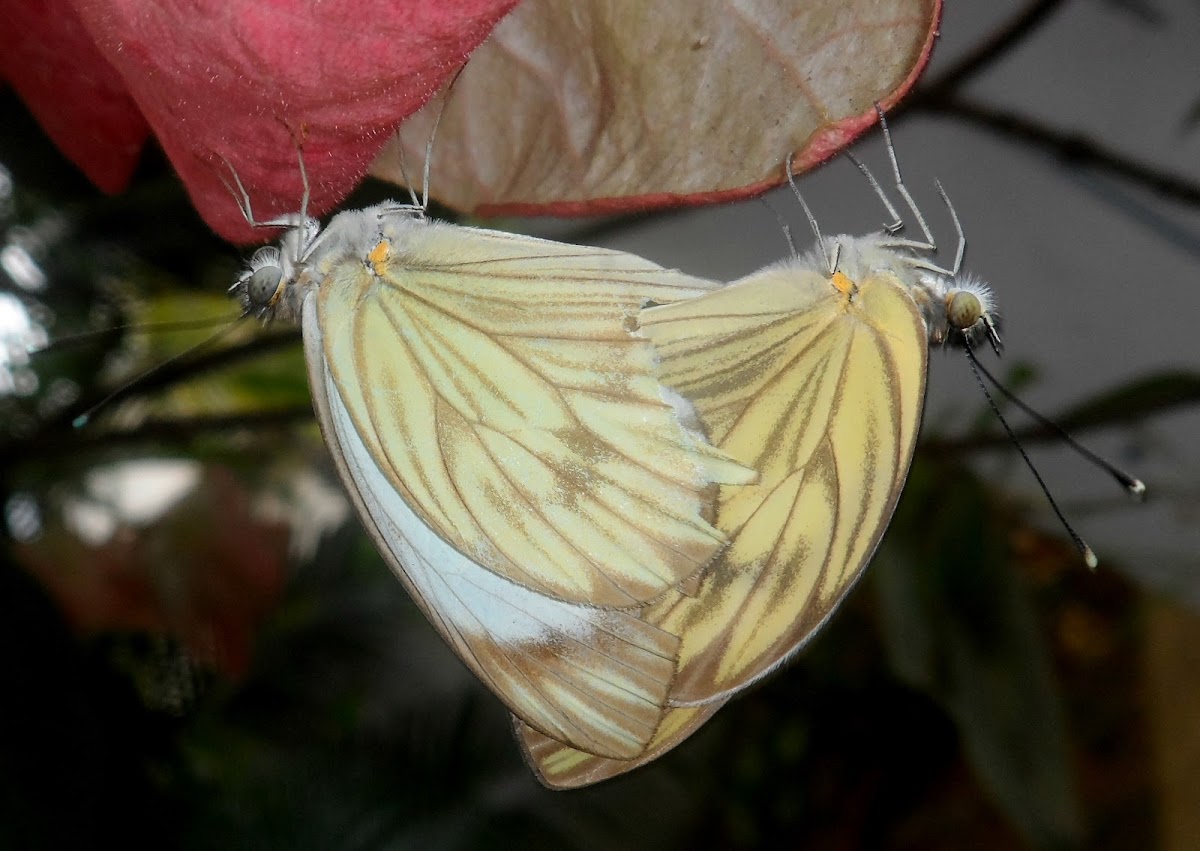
[32,315,240,355]
[785,153,835,275]
[963,342,1099,569]
[970,354,1145,500]
[70,313,249,429]
[845,151,903,233]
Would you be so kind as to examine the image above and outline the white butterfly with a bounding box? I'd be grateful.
[514,112,1008,787]
[225,164,754,761]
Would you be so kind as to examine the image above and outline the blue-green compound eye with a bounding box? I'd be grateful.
[946,289,982,331]
[248,265,284,308]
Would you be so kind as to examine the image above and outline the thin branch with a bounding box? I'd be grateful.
[918,96,1200,207]
[895,1,1200,209]
[0,406,316,466]
[915,0,1070,102]
[45,329,304,434]
[919,386,1200,455]
[12,371,1197,468]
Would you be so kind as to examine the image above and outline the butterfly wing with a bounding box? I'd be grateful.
[314,217,754,609]
[304,294,685,759]
[513,701,726,789]
[641,262,928,704]
[514,260,929,783]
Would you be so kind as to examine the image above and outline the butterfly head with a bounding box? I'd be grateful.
[821,234,1002,353]
[927,272,1002,354]
[231,215,322,323]
[238,246,286,315]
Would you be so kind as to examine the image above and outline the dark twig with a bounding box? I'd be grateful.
[15,372,1196,467]
[0,406,316,467]
[920,96,1200,207]
[47,329,304,433]
[920,404,1184,456]
[916,0,1070,102]
[890,0,1200,213]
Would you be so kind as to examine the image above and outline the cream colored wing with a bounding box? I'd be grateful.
[514,263,929,783]
[304,294,682,759]
[315,219,754,608]
[640,264,928,705]
[514,701,725,790]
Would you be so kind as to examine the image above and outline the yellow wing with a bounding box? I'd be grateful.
[514,702,725,789]
[305,295,683,759]
[642,262,927,704]
[516,255,928,783]
[313,217,754,608]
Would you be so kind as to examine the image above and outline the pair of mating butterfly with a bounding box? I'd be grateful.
[227,113,1069,789]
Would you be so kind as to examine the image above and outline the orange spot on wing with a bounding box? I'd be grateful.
[368,239,390,275]
[830,271,856,300]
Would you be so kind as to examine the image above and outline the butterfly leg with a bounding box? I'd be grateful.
[845,150,904,234]
[875,104,938,251]
[784,152,838,276]
[217,155,307,232]
[934,178,966,275]
[874,104,967,277]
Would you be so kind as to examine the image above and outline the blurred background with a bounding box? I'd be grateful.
[1,1,1198,847]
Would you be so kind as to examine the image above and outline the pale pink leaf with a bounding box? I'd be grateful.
[377,0,941,216]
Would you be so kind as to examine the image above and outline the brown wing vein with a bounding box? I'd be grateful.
[376,268,642,427]
[801,326,867,610]
[372,265,722,592]
[390,257,698,292]
[485,426,715,584]
[348,302,451,512]
[462,422,652,599]
[706,315,840,447]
